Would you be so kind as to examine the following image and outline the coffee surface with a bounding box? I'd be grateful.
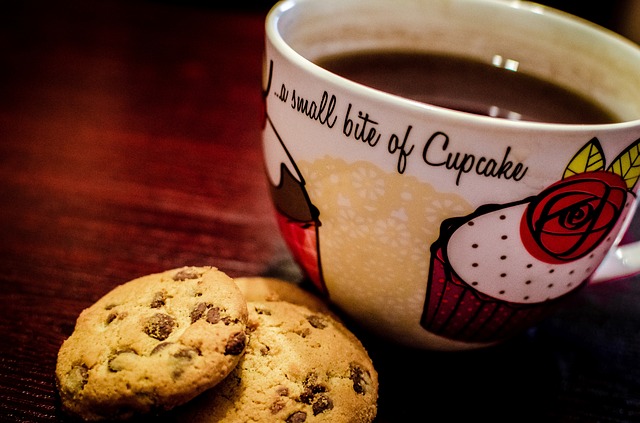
[315,51,618,124]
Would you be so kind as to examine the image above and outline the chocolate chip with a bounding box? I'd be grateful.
[172,268,200,281]
[150,291,166,308]
[190,303,208,323]
[311,384,326,394]
[105,312,118,325]
[206,307,221,324]
[270,399,286,414]
[254,306,271,315]
[191,303,224,325]
[105,310,128,325]
[173,347,197,360]
[306,315,327,329]
[303,372,323,390]
[299,388,314,404]
[349,363,371,395]
[224,331,246,355]
[312,393,333,415]
[286,411,307,423]
[299,373,327,404]
[221,316,235,325]
[150,342,173,355]
[294,328,311,338]
[144,313,175,341]
[276,386,289,396]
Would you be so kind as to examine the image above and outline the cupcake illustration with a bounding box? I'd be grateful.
[421,137,639,343]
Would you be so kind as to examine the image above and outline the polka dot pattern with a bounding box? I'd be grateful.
[446,202,616,304]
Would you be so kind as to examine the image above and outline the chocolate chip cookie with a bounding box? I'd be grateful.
[55,266,248,421]
[171,300,378,422]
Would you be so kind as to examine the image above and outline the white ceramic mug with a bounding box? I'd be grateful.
[262,0,640,350]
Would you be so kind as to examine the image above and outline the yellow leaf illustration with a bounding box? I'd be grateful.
[563,137,605,179]
[607,137,640,190]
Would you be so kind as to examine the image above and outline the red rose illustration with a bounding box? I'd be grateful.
[520,171,628,264]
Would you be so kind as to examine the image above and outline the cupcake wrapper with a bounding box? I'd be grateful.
[421,245,553,343]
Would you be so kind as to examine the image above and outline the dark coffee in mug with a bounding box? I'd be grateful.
[314,51,619,124]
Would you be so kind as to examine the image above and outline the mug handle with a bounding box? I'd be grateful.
[591,198,640,283]
[591,242,640,282]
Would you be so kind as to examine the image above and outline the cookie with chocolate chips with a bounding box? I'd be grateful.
[171,300,378,422]
[55,266,248,421]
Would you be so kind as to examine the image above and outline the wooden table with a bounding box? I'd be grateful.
[2,1,639,421]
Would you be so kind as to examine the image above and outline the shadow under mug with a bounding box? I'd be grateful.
[262,0,640,350]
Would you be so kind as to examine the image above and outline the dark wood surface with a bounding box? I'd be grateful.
[1,1,639,422]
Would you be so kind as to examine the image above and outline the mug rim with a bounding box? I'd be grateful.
[266,0,640,131]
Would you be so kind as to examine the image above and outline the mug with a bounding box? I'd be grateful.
[261,0,640,350]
